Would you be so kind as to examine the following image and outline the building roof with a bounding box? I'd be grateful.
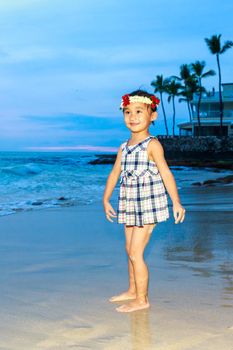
[177,122,192,127]
[191,82,233,104]
[192,92,233,103]
[222,83,233,86]
[177,120,232,129]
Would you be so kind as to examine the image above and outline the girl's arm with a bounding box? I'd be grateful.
[148,139,185,224]
[102,144,122,222]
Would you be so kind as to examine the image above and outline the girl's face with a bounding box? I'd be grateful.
[123,102,157,132]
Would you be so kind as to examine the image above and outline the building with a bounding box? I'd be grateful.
[177,83,233,136]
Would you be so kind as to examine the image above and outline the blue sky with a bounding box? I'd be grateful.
[0,0,232,151]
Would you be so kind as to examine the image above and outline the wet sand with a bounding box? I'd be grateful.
[0,186,233,349]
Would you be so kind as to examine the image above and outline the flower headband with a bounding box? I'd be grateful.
[120,94,160,110]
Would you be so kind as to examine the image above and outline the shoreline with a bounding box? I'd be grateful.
[0,181,232,219]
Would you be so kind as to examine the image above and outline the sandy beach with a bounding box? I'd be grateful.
[0,185,233,350]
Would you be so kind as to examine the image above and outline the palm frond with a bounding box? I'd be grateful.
[191,60,206,76]
[220,40,233,54]
[204,34,221,54]
[151,74,169,93]
[178,97,188,103]
[169,75,181,81]
[202,69,216,78]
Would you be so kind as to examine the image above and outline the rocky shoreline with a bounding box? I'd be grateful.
[90,135,233,186]
[89,153,233,170]
[90,154,233,186]
[90,135,233,170]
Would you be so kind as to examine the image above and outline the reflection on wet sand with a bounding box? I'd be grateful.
[220,262,233,308]
[163,211,233,307]
[129,310,152,350]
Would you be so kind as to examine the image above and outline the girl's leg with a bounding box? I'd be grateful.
[116,223,156,312]
[109,224,136,302]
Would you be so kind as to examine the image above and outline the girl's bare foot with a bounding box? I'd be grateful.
[115,299,150,313]
[109,291,136,303]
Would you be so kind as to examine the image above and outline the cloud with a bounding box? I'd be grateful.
[26,145,118,152]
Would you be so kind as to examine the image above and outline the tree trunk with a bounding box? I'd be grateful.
[196,79,202,136]
[216,53,223,137]
[184,82,192,122]
[187,101,192,122]
[172,96,176,137]
[160,92,169,136]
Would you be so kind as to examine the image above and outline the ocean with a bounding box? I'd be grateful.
[0,151,232,217]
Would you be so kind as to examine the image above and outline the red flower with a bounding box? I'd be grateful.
[151,95,160,105]
[122,94,130,107]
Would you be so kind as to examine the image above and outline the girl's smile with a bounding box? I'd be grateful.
[130,122,140,126]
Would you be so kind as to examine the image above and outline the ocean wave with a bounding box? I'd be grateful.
[2,163,43,176]
[0,196,94,217]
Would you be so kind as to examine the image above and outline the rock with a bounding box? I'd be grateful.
[203,179,219,185]
[203,175,233,185]
[89,155,116,165]
[215,175,233,184]
[192,174,233,187]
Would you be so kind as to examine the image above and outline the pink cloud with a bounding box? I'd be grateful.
[26,145,118,152]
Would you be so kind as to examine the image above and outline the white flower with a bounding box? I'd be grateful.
[119,95,155,109]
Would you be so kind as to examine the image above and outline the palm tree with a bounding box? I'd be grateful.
[151,75,169,136]
[191,61,216,135]
[165,79,182,137]
[171,64,195,121]
[205,34,233,136]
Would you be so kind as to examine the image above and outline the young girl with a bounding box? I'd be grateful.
[102,89,185,313]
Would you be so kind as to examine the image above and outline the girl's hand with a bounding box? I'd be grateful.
[103,200,117,223]
[173,201,186,224]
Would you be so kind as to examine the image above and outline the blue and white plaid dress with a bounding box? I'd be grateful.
[117,135,169,226]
